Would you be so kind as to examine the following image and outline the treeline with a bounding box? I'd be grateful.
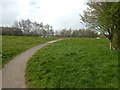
[56,28,98,38]
[1,26,98,38]
[1,19,99,38]
[1,19,54,37]
[12,19,54,37]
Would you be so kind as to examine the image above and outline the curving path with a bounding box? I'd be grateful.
[1,39,62,88]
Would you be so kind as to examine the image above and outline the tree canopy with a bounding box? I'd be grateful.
[80,2,120,50]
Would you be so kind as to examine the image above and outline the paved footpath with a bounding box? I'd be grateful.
[1,39,62,89]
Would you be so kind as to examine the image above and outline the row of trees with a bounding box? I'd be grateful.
[1,26,98,38]
[1,19,99,38]
[80,2,120,50]
[12,19,54,37]
[56,28,98,38]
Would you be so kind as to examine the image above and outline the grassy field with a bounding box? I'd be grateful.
[26,38,118,88]
[2,36,56,67]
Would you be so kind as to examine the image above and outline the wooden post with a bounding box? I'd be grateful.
[110,42,112,49]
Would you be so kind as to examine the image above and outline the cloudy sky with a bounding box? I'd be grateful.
[0,0,87,30]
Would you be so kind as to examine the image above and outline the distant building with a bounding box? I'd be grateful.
[0,27,22,36]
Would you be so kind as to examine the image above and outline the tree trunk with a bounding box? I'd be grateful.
[109,40,116,50]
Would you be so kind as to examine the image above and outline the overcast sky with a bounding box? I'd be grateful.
[0,0,87,30]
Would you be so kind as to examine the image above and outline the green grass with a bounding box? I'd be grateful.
[26,38,118,88]
[2,36,56,67]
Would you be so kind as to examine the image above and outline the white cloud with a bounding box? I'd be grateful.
[1,0,87,30]
[0,0,20,26]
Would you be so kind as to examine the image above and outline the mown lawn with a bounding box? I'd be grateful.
[2,36,56,67]
[26,38,118,88]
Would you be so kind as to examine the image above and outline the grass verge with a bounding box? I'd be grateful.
[2,36,56,67]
